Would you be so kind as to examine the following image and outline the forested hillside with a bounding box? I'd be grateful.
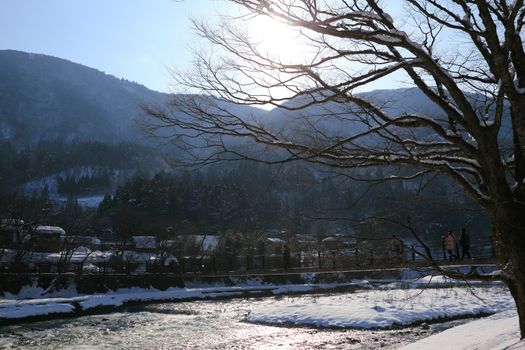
[0,50,491,242]
[93,162,490,243]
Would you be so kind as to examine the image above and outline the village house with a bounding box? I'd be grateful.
[30,226,66,252]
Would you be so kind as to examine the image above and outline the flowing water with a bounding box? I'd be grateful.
[0,294,468,349]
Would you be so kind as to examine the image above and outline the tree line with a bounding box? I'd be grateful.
[92,162,490,244]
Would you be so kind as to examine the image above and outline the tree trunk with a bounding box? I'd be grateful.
[508,278,525,340]
[490,204,525,339]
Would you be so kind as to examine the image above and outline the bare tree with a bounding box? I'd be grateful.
[0,193,52,272]
[145,0,525,337]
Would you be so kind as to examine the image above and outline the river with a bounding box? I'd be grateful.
[0,293,471,349]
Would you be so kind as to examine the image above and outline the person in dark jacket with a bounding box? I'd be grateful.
[459,228,472,260]
[283,244,291,270]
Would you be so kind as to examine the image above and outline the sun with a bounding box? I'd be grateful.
[247,15,305,63]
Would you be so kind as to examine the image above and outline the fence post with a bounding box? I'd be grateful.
[318,250,322,268]
[246,254,250,271]
[261,255,265,270]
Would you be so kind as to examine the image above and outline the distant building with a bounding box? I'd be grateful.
[321,235,356,250]
[171,234,219,255]
[0,218,24,228]
[30,226,66,252]
[264,229,287,239]
[265,237,285,254]
[295,234,317,251]
[66,236,101,249]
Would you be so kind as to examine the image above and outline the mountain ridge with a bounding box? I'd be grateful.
[0,49,166,145]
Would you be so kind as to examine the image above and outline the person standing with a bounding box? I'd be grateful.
[390,235,404,264]
[459,228,472,260]
[283,244,291,270]
[441,231,457,261]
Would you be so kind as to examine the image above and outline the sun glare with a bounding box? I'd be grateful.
[248,15,305,62]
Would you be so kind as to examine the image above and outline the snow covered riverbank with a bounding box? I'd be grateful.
[241,283,523,349]
[400,309,524,350]
[0,280,370,323]
[246,286,512,329]
[1,278,522,349]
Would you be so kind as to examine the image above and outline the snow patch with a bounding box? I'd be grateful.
[246,287,513,329]
[400,309,524,350]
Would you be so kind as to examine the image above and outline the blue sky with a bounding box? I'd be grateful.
[1,0,409,93]
[0,0,221,92]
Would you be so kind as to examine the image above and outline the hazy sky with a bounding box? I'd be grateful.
[0,0,222,92]
[1,0,409,93]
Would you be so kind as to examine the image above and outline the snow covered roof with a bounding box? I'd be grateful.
[88,250,115,263]
[132,236,156,249]
[34,226,66,236]
[321,235,356,243]
[266,237,284,244]
[162,240,176,248]
[149,254,179,266]
[1,218,24,226]
[122,250,156,262]
[43,248,115,263]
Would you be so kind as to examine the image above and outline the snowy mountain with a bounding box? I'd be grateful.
[0,49,462,150]
[0,49,497,201]
[0,50,166,145]
[263,87,511,145]
[0,50,174,195]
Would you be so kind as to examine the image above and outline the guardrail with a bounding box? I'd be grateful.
[0,241,498,276]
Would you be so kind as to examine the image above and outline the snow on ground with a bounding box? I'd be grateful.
[246,286,513,329]
[2,283,79,300]
[0,281,364,320]
[0,272,521,350]
[400,309,524,350]
[56,194,106,208]
[0,300,76,320]
[75,195,106,208]
[0,278,510,326]
[0,278,522,348]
